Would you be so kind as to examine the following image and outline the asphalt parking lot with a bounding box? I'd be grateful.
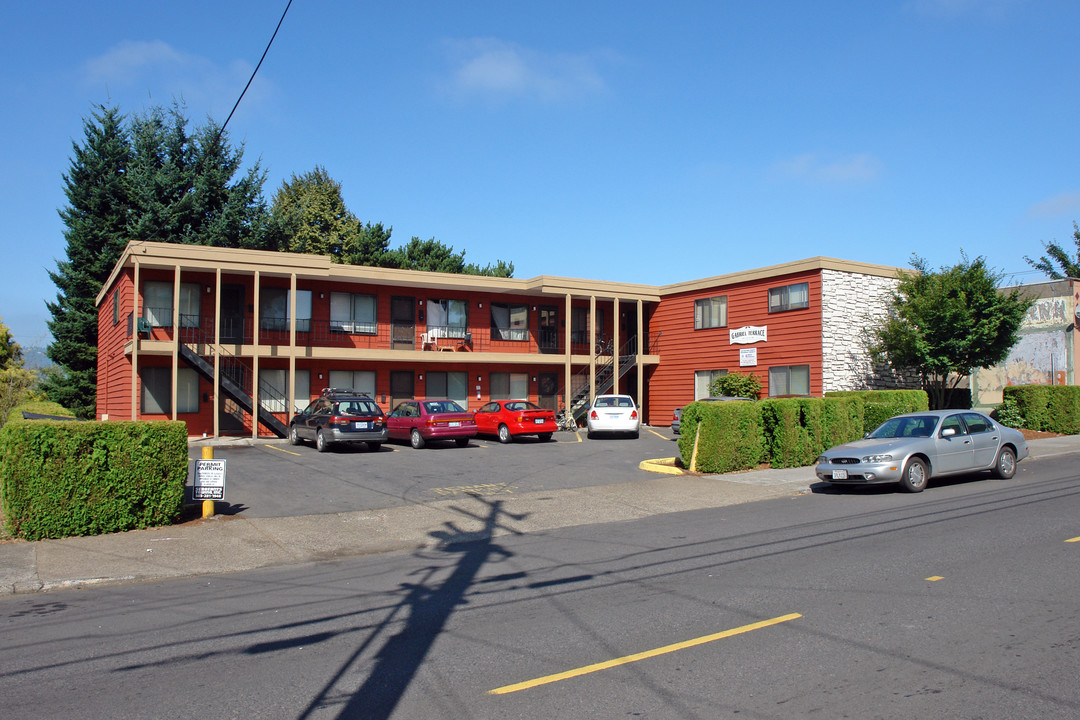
[188,426,681,519]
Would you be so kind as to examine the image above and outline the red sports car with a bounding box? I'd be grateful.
[474,400,557,443]
[386,399,477,449]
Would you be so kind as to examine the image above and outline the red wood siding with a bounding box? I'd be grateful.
[648,270,824,426]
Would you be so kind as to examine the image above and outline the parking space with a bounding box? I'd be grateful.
[188,427,680,519]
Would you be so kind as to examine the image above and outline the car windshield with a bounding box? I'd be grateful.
[337,400,379,415]
[868,415,937,439]
[504,401,540,411]
[423,400,466,414]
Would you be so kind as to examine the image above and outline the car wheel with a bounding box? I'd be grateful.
[316,429,329,453]
[631,430,639,439]
[289,425,302,446]
[993,447,1017,479]
[410,428,425,449]
[497,424,512,444]
[586,429,594,439]
[367,442,382,452]
[455,437,469,447]
[899,457,928,493]
[538,432,553,442]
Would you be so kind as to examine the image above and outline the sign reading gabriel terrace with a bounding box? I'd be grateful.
[729,325,767,345]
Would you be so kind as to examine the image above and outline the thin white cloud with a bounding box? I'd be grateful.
[771,153,884,185]
[1025,191,1080,219]
[443,38,616,103]
[81,40,272,117]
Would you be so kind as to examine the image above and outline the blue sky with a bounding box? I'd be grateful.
[3,0,1079,348]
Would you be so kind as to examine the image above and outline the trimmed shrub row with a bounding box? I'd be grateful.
[1001,385,1080,435]
[0,410,188,541]
[679,390,930,473]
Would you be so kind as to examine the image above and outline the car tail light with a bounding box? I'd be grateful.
[426,418,437,426]
[590,410,598,419]
[631,410,638,419]
[330,415,348,425]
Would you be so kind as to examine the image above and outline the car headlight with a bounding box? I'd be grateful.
[816,455,828,465]
[862,453,893,463]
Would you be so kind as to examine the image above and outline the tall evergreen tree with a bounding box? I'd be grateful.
[45,103,273,417]
[43,105,132,417]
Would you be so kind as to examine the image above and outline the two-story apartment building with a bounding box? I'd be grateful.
[94,241,907,438]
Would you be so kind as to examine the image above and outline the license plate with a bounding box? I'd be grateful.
[449,421,461,427]
[354,421,370,430]
[534,418,545,424]
[832,469,848,480]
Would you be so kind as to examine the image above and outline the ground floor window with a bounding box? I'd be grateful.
[491,372,528,400]
[259,368,310,412]
[141,366,199,414]
[695,369,727,399]
[768,365,810,396]
[328,369,375,397]
[426,371,469,407]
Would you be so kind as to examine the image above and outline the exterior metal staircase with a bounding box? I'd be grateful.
[562,333,659,423]
[176,325,289,438]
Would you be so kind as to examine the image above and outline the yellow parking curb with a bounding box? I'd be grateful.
[638,457,686,475]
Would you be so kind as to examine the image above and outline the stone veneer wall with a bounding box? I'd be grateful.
[820,268,920,392]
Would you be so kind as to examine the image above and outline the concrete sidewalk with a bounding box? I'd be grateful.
[3,437,1077,595]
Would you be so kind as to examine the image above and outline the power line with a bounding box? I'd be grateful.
[212,0,293,148]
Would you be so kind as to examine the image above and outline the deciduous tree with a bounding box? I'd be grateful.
[1025,221,1080,279]
[869,254,1033,409]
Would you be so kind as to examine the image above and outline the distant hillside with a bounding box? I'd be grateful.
[20,346,52,370]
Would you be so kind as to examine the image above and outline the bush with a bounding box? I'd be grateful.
[1003,385,1080,434]
[710,371,762,400]
[761,399,815,468]
[678,400,764,474]
[1,418,188,540]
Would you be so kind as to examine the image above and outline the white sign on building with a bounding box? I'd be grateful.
[740,347,757,367]
[730,325,767,345]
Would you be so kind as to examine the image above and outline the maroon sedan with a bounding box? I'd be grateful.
[474,400,557,443]
[386,399,477,449]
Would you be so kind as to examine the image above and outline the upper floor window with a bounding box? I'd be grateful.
[330,292,376,334]
[144,281,201,328]
[571,306,604,345]
[768,365,810,396]
[694,296,727,329]
[768,282,809,313]
[490,303,528,341]
[427,299,468,338]
[260,288,311,332]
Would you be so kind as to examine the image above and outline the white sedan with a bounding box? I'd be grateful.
[586,394,641,439]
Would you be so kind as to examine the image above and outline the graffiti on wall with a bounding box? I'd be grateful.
[975,331,1068,405]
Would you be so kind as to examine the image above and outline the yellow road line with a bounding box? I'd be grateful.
[1066,536,1080,543]
[925,576,944,581]
[265,445,301,456]
[488,613,802,695]
[645,426,669,440]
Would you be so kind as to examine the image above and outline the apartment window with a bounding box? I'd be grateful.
[695,369,728,400]
[259,369,311,413]
[141,367,199,414]
[768,365,810,396]
[694,296,727,329]
[490,303,528,341]
[768,282,809,313]
[328,370,375,398]
[330,293,377,334]
[427,299,468,339]
[427,371,469,407]
[143,282,201,328]
[490,372,528,400]
[571,307,604,345]
[260,288,312,332]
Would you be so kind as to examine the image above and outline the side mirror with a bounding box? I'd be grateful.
[941,427,956,438]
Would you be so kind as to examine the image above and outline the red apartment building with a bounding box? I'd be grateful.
[95,241,904,438]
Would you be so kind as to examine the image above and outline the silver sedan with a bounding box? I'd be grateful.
[815,410,1029,493]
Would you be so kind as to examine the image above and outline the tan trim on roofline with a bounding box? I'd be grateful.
[96,241,903,306]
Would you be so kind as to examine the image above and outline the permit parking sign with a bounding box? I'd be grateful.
[194,459,226,500]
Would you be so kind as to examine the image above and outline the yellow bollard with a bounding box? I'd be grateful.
[201,445,215,518]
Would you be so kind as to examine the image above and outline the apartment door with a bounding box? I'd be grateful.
[389,370,415,410]
[219,284,245,343]
[537,372,558,411]
[391,296,415,350]
[538,306,558,354]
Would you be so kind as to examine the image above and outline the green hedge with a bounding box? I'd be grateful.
[1002,385,1080,434]
[0,418,188,540]
[677,400,764,474]
[682,390,928,473]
